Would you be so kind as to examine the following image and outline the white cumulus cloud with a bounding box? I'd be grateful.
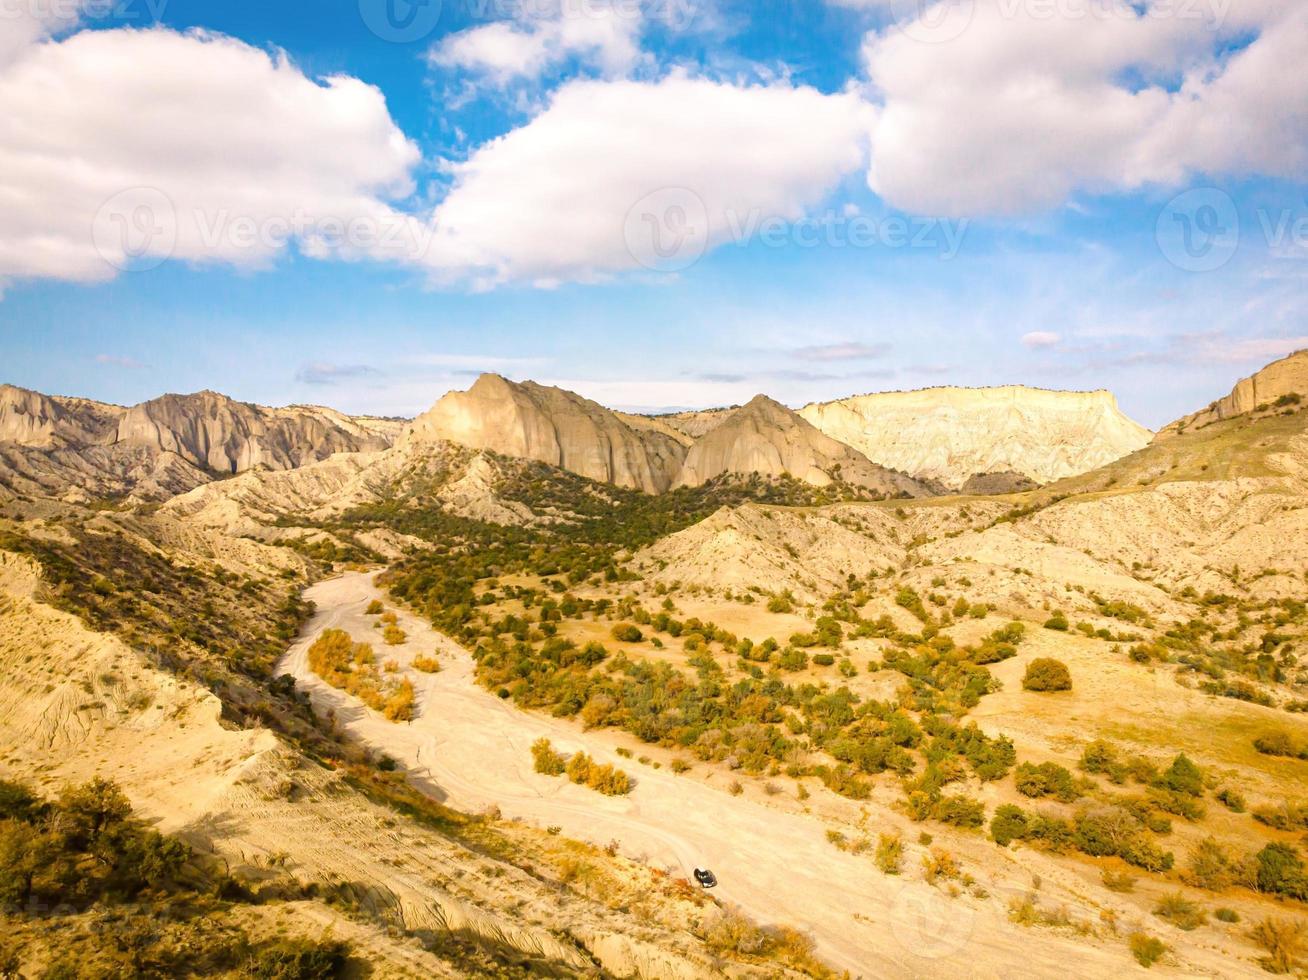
[862,1,1308,215]
[0,25,420,286]
[430,0,645,80]
[417,73,873,286]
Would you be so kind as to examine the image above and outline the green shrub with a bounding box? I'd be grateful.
[1022,658,1071,692]
[990,804,1030,847]
[248,937,350,979]
[1014,761,1080,802]
[1129,932,1166,968]
[1155,754,1203,796]
[1153,892,1206,931]
[1255,843,1308,900]
[1042,611,1069,631]
[610,623,643,643]
[875,833,903,874]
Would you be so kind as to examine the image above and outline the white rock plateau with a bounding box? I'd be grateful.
[799,386,1153,490]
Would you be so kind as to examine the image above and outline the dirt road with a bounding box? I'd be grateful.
[277,572,1159,979]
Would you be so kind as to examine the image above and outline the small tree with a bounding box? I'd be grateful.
[531,738,567,776]
[1022,658,1072,692]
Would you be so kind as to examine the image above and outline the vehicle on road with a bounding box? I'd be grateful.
[693,867,717,889]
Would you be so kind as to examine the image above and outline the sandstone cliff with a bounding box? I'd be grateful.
[402,374,687,494]
[0,385,403,501]
[1157,349,1308,437]
[116,390,399,474]
[674,394,931,496]
[799,386,1152,490]
[0,384,121,448]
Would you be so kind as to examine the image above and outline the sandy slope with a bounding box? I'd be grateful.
[278,572,1217,980]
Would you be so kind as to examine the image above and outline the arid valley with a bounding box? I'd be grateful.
[1,351,1307,977]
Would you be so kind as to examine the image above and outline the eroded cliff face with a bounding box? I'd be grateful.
[0,385,121,448]
[674,395,931,496]
[116,391,400,474]
[799,386,1152,490]
[402,374,687,494]
[1158,350,1308,437]
[0,385,403,501]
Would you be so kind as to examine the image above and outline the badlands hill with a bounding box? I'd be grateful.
[674,394,931,496]
[799,385,1152,489]
[1159,348,1308,437]
[403,374,686,494]
[409,376,934,497]
[0,384,402,502]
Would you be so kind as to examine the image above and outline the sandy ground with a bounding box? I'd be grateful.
[278,572,1190,980]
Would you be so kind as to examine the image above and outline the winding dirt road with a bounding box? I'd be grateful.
[276,572,1154,979]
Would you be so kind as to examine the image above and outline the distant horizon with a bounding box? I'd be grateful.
[11,349,1293,432]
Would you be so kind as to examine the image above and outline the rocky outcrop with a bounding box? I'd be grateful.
[116,391,399,475]
[799,386,1152,490]
[0,384,120,448]
[403,374,687,494]
[674,395,931,496]
[1158,349,1308,437]
[0,385,403,501]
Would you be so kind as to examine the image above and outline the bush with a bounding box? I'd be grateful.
[411,653,441,673]
[766,594,794,614]
[1215,787,1246,813]
[1043,611,1069,631]
[1155,754,1203,796]
[1153,892,1206,931]
[532,737,567,776]
[1183,837,1240,891]
[249,937,350,979]
[1014,762,1080,802]
[812,653,835,667]
[1215,908,1239,923]
[1022,658,1071,692]
[990,804,1030,847]
[382,679,415,722]
[1250,917,1306,974]
[382,624,407,645]
[365,599,383,615]
[875,833,903,874]
[610,623,643,643]
[1255,843,1308,900]
[934,794,985,829]
[1129,932,1167,968]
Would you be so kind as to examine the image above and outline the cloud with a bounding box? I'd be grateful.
[430,0,644,81]
[94,353,145,369]
[0,26,420,286]
[296,363,382,385]
[419,73,872,286]
[862,3,1308,215]
[792,341,890,361]
[1021,331,1061,349]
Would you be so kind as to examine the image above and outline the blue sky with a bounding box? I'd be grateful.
[1,0,1306,428]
